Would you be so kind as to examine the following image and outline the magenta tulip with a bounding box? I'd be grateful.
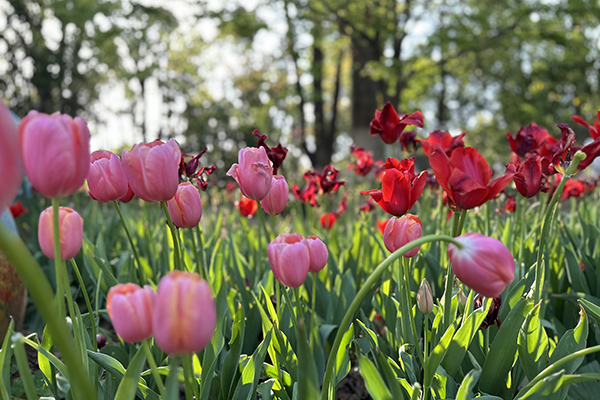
[383,214,423,257]
[167,182,202,228]
[227,147,273,201]
[107,283,155,343]
[448,233,515,298]
[306,235,328,273]
[87,151,128,202]
[38,206,83,260]
[18,111,90,198]
[153,271,216,355]
[267,233,310,288]
[0,100,22,210]
[121,139,181,202]
[261,175,289,215]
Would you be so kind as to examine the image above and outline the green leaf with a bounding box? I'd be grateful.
[0,319,14,400]
[232,329,273,400]
[38,325,52,385]
[579,299,600,325]
[297,319,320,400]
[549,307,588,374]
[424,320,458,387]
[222,304,245,400]
[114,345,147,400]
[518,303,549,380]
[455,366,481,400]
[358,355,393,400]
[334,324,353,385]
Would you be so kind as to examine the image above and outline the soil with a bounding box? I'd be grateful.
[335,367,372,400]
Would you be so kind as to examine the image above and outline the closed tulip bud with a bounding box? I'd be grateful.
[121,139,181,202]
[167,182,202,228]
[261,175,289,215]
[153,271,216,355]
[306,235,328,273]
[417,279,433,314]
[383,214,423,257]
[267,233,310,288]
[87,151,128,202]
[227,147,273,201]
[1,100,22,210]
[449,233,515,298]
[107,283,155,343]
[18,111,90,198]
[38,206,83,260]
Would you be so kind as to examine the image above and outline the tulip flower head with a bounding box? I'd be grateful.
[419,130,466,157]
[506,123,557,158]
[107,283,155,343]
[383,214,423,257]
[449,233,515,298]
[513,156,548,198]
[238,195,258,217]
[261,175,289,215]
[227,147,273,201]
[0,100,22,210]
[87,151,129,202]
[320,213,337,230]
[572,111,600,140]
[38,206,83,260]
[121,139,181,202]
[119,185,135,203]
[153,271,216,355]
[267,233,310,288]
[18,110,90,198]
[417,279,433,314]
[370,103,424,145]
[306,235,328,273]
[167,182,203,228]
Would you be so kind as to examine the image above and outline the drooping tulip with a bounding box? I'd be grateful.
[448,233,515,298]
[261,175,289,215]
[383,214,423,257]
[153,271,216,355]
[306,235,328,273]
[87,151,128,202]
[167,182,202,228]
[107,283,155,343]
[38,206,84,260]
[226,147,273,201]
[18,110,90,198]
[0,100,22,210]
[121,139,181,202]
[267,233,310,288]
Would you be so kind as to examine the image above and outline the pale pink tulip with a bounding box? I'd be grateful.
[38,206,83,260]
[383,214,422,257]
[267,233,310,287]
[306,235,328,273]
[261,175,289,215]
[107,283,155,343]
[227,147,273,201]
[0,100,22,209]
[167,182,202,228]
[88,151,128,202]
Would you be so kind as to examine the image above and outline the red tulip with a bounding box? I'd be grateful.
[419,130,466,157]
[361,157,427,217]
[349,145,376,176]
[0,100,22,210]
[572,111,600,140]
[9,201,28,219]
[506,123,557,158]
[513,156,548,198]
[320,213,337,230]
[429,147,515,210]
[237,195,258,217]
[552,124,600,173]
[370,103,423,145]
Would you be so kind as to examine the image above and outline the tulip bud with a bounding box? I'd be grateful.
[121,139,181,202]
[107,283,155,343]
[38,206,83,260]
[227,147,273,201]
[306,235,328,273]
[267,233,310,288]
[167,182,202,228]
[449,233,515,298]
[0,100,22,210]
[153,271,216,355]
[87,151,128,202]
[261,175,289,215]
[383,214,422,257]
[18,110,90,198]
[417,279,433,314]
[457,286,467,314]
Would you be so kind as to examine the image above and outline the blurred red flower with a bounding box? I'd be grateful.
[349,145,375,176]
[9,201,28,219]
[253,129,288,174]
[237,195,258,217]
[572,111,600,140]
[320,213,337,230]
[370,103,423,145]
[506,123,557,158]
[420,130,466,157]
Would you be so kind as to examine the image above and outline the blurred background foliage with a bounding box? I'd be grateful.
[1,0,599,169]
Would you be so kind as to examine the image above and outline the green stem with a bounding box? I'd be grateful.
[12,333,38,400]
[442,209,467,332]
[71,259,97,351]
[142,339,165,396]
[197,225,209,279]
[320,234,465,400]
[404,258,424,366]
[293,287,303,322]
[422,315,429,400]
[52,198,66,320]
[181,355,195,400]
[189,228,202,277]
[282,285,298,328]
[0,221,96,399]
[113,201,145,283]
[310,273,318,346]
[161,201,182,270]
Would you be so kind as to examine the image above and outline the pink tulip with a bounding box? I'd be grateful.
[227,147,273,201]
[121,139,181,202]
[153,271,216,355]
[449,233,515,298]
[18,111,90,198]
[0,100,22,210]
[107,283,155,343]
[261,175,289,215]
[167,182,202,228]
[119,185,135,203]
[306,235,328,273]
[38,206,83,260]
[87,151,128,202]
[267,233,310,287]
[383,214,423,257]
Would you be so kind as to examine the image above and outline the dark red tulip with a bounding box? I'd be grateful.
[9,201,28,219]
[320,213,337,230]
[253,129,288,174]
[513,156,548,198]
[420,130,466,157]
[572,111,600,140]
[292,178,320,207]
[349,145,376,176]
[552,124,600,173]
[400,130,419,152]
[506,123,558,158]
[429,147,515,210]
[474,294,502,330]
[505,195,516,213]
[361,157,427,217]
[318,165,345,193]
[359,198,376,213]
[370,103,423,145]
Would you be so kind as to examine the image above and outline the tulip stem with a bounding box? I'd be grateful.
[52,198,67,320]
[188,228,202,278]
[197,225,209,279]
[12,333,38,400]
[71,259,97,351]
[113,201,145,283]
[442,209,467,333]
[142,339,165,396]
[422,315,429,400]
[282,285,298,328]
[161,201,183,270]
[404,258,424,367]
[320,234,465,400]
[181,355,195,400]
